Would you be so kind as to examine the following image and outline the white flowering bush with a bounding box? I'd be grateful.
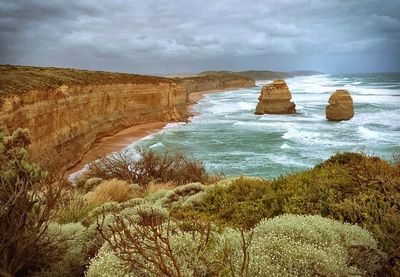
[158,182,205,207]
[248,214,382,276]
[85,209,383,276]
[85,244,135,277]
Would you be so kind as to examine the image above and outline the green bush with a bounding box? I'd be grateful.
[181,153,400,273]
[34,223,88,277]
[0,128,65,276]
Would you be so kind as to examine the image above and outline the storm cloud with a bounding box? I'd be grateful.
[0,0,399,74]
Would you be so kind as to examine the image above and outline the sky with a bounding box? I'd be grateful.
[0,0,399,75]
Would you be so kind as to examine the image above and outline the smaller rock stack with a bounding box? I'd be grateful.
[326,89,354,121]
[255,80,296,115]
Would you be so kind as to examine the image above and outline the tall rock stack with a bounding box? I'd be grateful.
[255,80,296,115]
[326,89,354,121]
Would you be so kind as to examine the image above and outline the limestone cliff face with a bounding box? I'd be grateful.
[326,89,354,121]
[255,80,296,115]
[181,75,255,93]
[0,82,188,170]
[0,66,255,172]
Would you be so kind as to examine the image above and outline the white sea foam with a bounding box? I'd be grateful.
[82,73,400,179]
[149,142,165,149]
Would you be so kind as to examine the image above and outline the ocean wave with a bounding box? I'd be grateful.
[149,142,165,149]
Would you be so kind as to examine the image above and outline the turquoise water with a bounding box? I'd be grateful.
[128,73,400,178]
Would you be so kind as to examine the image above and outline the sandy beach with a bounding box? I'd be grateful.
[66,121,167,175]
[67,87,248,177]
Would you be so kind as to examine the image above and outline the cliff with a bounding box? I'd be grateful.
[200,70,322,80]
[175,73,255,93]
[0,65,254,171]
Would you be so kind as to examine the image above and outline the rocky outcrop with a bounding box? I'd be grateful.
[0,65,255,172]
[326,89,354,121]
[255,79,296,114]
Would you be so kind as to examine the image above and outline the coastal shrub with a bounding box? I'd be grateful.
[88,209,382,276]
[33,222,88,277]
[86,148,210,186]
[85,198,145,223]
[249,214,384,276]
[86,244,134,277]
[84,177,104,192]
[184,152,400,274]
[85,178,139,206]
[193,176,272,229]
[315,151,366,168]
[0,129,65,276]
[158,182,205,207]
[92,206,237,277]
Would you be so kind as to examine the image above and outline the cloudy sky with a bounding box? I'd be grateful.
[0,0,399,75]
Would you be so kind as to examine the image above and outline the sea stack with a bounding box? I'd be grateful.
[326,89,354,121]
[255,79,296,115]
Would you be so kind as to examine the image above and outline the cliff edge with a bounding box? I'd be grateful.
[0,65,254,172]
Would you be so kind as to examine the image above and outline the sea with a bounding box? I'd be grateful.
[125,73,400,178]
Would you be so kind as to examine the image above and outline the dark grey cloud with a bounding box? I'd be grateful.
[0,0,399,74]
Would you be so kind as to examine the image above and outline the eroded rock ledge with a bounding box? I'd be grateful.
[0,65,255,172]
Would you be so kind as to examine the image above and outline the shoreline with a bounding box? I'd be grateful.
[66,121,167,177]
[67,86,254,179]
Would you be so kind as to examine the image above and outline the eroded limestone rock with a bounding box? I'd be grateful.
[255,79,296,115]
[326,89,354,121]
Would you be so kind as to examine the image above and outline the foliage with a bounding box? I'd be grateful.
[86,148,210,187]
[0,128,65,276]
[33,223,88,277]
[157,182,205,208]
[249,214,384,276]
[182,152,400,274]
[84,177,104,192]
[88,208,382,276]
[56,191,95,224]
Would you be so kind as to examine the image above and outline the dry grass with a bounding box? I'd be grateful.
[85,178,138,206]
[145,181,177,195]
[56,191,95,224]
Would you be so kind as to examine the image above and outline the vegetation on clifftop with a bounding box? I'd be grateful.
[0,128,399,276]
[0,64,254,98]
[0,64,175,97]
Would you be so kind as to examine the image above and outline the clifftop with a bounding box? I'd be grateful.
[0,64,174,98]
[200,70,322,80]
[0,65,254,98]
